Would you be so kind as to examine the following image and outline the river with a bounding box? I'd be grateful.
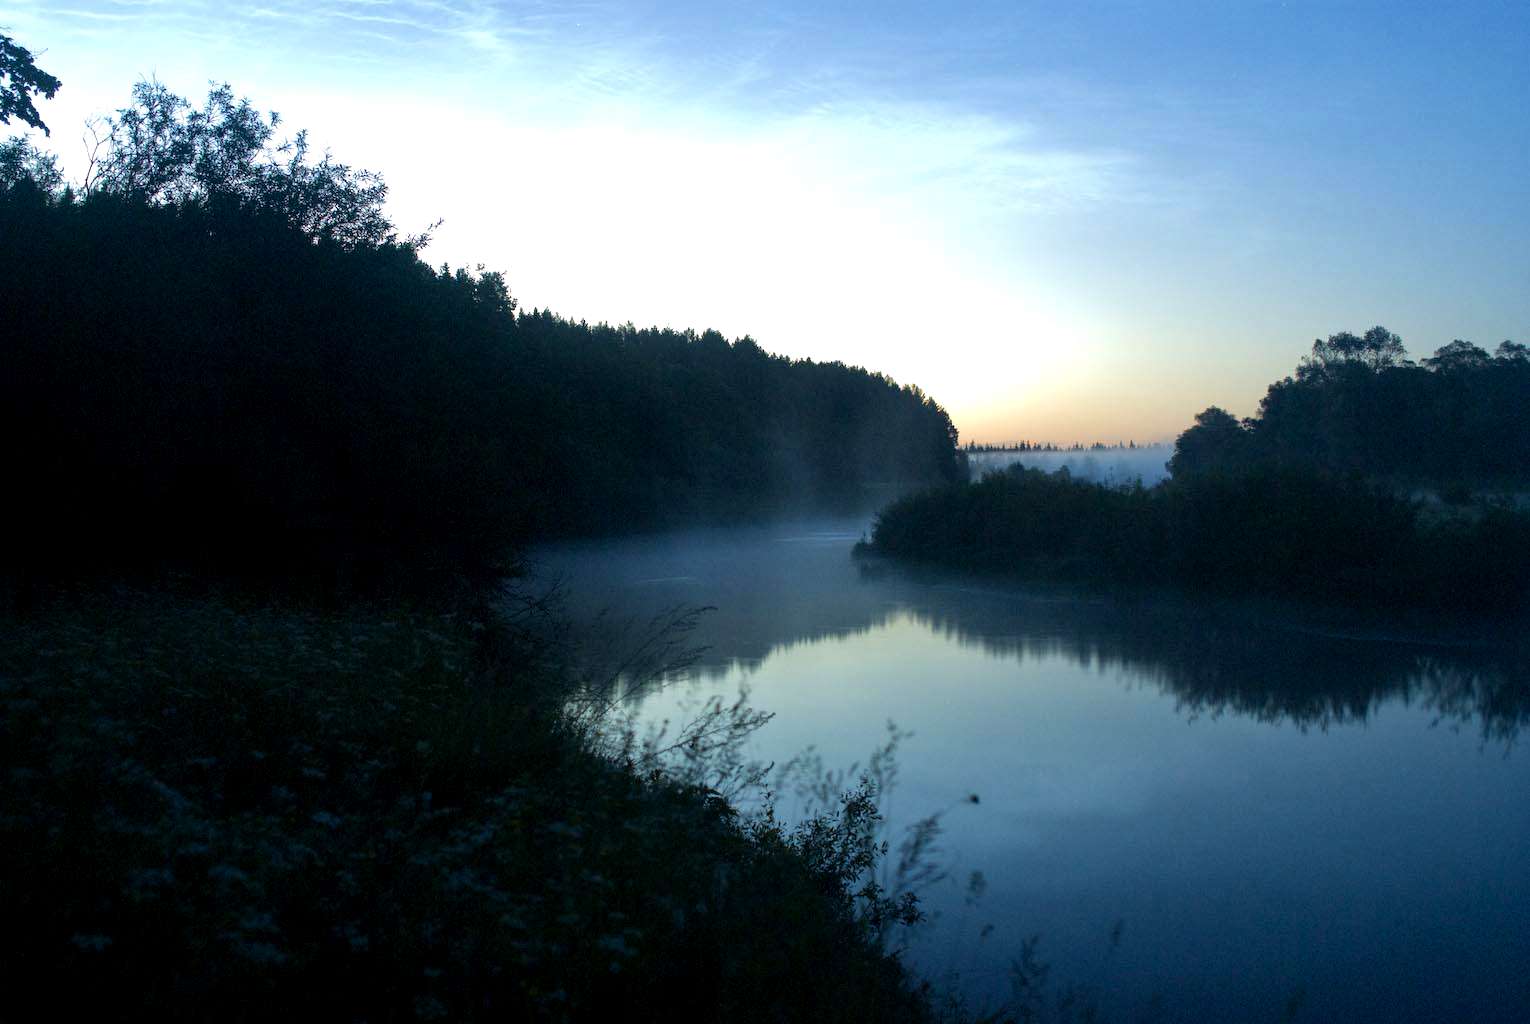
[531,518,1530,1023]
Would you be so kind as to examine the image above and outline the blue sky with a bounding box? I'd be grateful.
[4,1,1526,441]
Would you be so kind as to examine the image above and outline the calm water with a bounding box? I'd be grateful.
[532,519,1530,1023]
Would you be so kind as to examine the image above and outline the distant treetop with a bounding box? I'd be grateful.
[1296,326,1409,381]
[1175,325,1530,484]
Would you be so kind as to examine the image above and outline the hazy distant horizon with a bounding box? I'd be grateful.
[6,1,1525,442]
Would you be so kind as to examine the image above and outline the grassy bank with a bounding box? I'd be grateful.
[0,586,944,1022]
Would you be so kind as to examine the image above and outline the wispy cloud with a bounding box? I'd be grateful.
[320,7,435,31]
[35,8,141,21]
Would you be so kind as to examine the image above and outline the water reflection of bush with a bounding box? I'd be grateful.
[646,585,1530,745]
[922,599,1530,743]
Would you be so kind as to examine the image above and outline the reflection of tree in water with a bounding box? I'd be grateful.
[549,530,1530,744]
[905,595,1530,744]
[1419,657,1530,746]
[624,588,1530,746]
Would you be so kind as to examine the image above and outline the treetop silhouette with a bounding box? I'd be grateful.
[0,33,60,135]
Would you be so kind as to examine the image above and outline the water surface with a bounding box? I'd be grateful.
[533,520,1530,1023]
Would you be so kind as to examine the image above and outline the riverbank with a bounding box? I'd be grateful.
[536,519,1530,1021]
[859,465,1530,619]
[0,584,945,1022]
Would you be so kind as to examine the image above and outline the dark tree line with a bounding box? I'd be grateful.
[2,79,960,596]
[865,327,1530,617]
[1170,326,1530,482]
[964,440,1161,453]
[864,463,1530,615]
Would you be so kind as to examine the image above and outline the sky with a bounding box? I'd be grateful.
[3,0,1526,443]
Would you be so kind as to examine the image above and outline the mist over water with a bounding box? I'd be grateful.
[534,520,1530,1023]
[968,448,1172,486]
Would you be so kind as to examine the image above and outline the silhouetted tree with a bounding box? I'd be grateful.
[0,33,60,135]
[1296,325,1409,381]
[1423,339,1490,373]
[1167,406,1248,476]
[0,135,62,195]
[1167,327,1530,485]
[84,80,395,247]
[1494,340,1528,363]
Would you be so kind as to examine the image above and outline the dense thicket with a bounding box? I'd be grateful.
[1170,327,1530,482]
[864,465,1530,615]
[1,83,959,595]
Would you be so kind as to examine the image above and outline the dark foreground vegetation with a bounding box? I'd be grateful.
[864,329,1530,617]
[0,588,942,1021]
[0,49,986,1023]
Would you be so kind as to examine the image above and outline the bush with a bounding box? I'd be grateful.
[865,465,1530,615]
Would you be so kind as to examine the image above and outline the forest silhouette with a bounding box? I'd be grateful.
[865,328,1530,616]
[1,78,960,601]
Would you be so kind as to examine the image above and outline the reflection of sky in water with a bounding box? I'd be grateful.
[534,521,1530,1023]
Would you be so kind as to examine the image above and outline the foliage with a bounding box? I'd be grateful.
[0,135,63,194]
[1296,325,1409,381]
[1166,406,1248,477]
[0,32,60,135]
[863,464,1530,615]
[866,468,1159,586]
[0,588,948,1022]
[1178,326,1530,485]
[1,85,960,599]
[83,80,395,247]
